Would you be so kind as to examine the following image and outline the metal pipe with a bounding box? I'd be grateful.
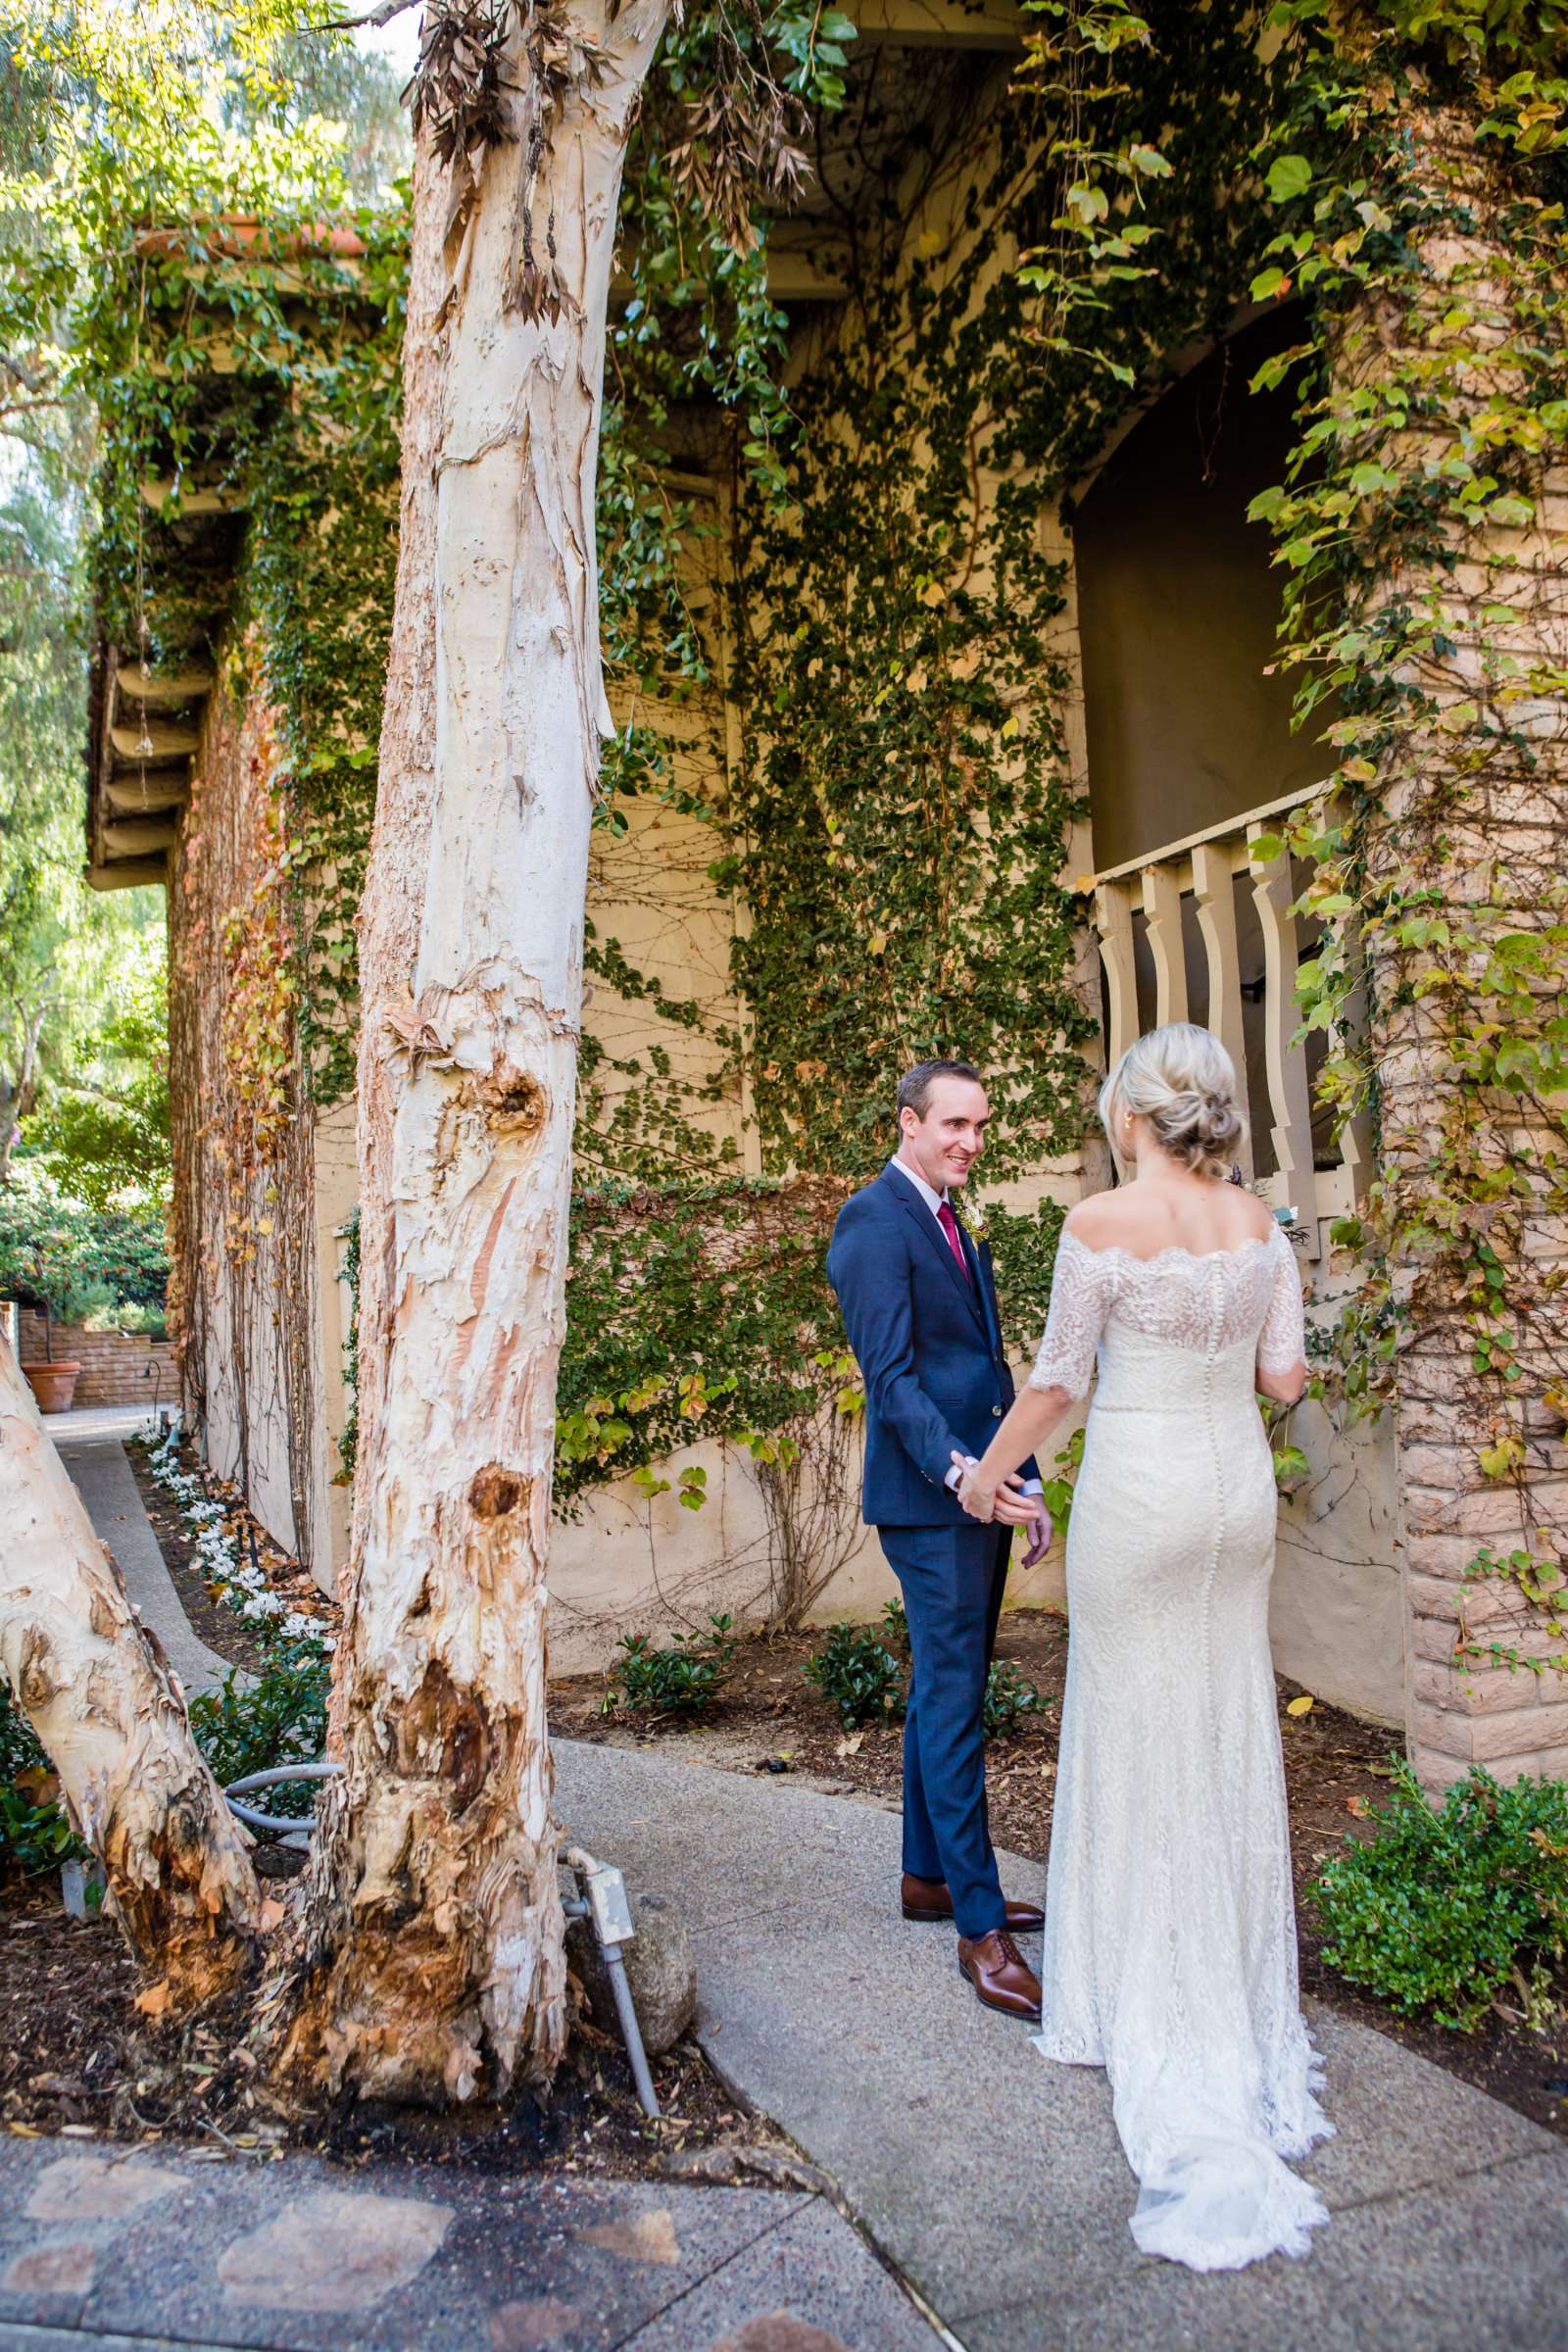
[564,1841,662,2120]
[602,1938,661,2118]
[224,1761,341,1836]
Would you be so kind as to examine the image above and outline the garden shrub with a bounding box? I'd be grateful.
[84,1298,169,1342]
[0,1164,168,1326]
[804,1623,907,1730]
[1310,1760,1568,2032]
[187,1634,331,1826]
[0,1680,82,1877]
[601,1614,736,1719]
[983,1659,1048,1740]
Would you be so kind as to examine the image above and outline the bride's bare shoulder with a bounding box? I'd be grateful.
[1061,1193,1146,1251]
[1062,1183,1276,1256]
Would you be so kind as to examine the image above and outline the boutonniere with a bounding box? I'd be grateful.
[965,1205,990,1247]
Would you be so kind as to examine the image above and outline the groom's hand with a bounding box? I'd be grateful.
[991,1473,1039,1528]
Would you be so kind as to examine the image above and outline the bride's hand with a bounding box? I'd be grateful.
[956,1462,998,1522]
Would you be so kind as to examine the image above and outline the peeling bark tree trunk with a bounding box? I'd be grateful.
[270,0,670,2104]
[0,1337,262,2002]
[0,994,50,1185]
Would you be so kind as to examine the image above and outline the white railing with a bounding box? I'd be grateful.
[1086,787,1363,1255]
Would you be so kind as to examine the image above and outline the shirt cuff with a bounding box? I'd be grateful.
[948,1466,1042,1497]
[945,1457,975,1492]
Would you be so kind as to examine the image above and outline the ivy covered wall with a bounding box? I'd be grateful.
[168,649,327,1562]
[82,3,1568,1745]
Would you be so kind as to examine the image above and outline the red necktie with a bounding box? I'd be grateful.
[937,1198,971,1283]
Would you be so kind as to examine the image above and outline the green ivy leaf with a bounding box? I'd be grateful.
[1265,154,1313,202]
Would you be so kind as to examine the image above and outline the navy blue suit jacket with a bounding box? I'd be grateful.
[826,1165,1038,1528]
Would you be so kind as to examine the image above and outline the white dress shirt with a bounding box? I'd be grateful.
[886,1156,1042,1498]
[887,1152,948,1221]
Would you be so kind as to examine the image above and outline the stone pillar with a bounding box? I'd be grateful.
[1335,106,1568,1789]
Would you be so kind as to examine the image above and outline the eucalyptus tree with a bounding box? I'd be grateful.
[269,0,835,2103]
[0,1348,263,2003]
[0,0,837,2088]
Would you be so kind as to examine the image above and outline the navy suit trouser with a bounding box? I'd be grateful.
[879,1521,1010,1939]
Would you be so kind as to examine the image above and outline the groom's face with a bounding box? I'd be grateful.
[900,1075,991,1194]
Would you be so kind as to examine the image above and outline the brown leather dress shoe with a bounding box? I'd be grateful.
[902,1872,1045,1934]
[957,1929,1043,2021]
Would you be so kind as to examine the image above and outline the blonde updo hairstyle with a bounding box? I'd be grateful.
[1099,1022,1247,1180]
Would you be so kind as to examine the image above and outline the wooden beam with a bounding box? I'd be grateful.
[146,338,289,378]
[612,247,848,304]
[115,663,215,705]
[104,774,191,816]
[101,818,180,859]
[85,858,168,893]
[846,0,1023,48]
[1085,781,1322,891]
[139,478,245,515]
[110,720,199,763]
[764,247,849,301]
[658,469,722,500]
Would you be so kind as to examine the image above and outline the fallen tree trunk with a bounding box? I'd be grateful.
[0,1337,262,2005]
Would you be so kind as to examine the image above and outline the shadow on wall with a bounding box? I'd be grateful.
[1073,303,1336,877]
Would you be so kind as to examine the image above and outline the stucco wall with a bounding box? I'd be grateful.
[588,480,750,1167]
[310,1096,360,1580]
[546,1390,1080,1679]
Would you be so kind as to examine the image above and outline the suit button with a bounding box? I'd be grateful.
[992,1404,1003,1418]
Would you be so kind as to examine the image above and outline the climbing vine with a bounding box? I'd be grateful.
[1006,0,1568,1677]
[65,3,1568,1685]
[1242,3,1568,1678]
[86,189,408,1115]
[722,3,1292,1222]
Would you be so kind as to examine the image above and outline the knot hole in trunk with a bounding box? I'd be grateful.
[469,1465,529,1518]
[480,1066,546,1136]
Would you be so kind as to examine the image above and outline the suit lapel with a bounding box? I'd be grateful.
[881,1167,988,1334]
[969,1230,1003,1354]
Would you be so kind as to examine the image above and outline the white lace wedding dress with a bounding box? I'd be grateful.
[1027,1222,1332,2271]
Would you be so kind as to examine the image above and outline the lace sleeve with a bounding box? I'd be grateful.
[1256,1224,1306,1375]
[1028,1230,1110,1398]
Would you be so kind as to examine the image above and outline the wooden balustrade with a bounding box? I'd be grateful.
[1085,787,1362,1255]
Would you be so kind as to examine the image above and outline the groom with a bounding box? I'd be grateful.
[827,1059,1047,2022]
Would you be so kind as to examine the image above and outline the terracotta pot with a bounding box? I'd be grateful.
[22,1361,81,1414]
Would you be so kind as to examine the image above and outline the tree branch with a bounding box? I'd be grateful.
[311,0,421,30]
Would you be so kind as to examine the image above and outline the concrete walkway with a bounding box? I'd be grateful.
[557,1740,1568,2352]
[40,1446,1568,2347]
[53,1411,231,1698]
[0,2135,940,2352]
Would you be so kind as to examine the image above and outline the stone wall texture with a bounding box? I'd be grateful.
[1348,109,1568,1790]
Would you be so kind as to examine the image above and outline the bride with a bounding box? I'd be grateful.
[956,1021,1332,2273]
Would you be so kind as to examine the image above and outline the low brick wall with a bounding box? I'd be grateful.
[15,1307,176,1409]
